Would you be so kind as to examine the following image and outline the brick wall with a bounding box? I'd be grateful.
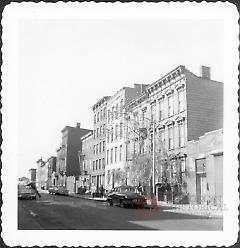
[66,127,92,177]
[185,70,223,141]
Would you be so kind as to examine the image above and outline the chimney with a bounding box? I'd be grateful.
[76,122,81,128]
[200,65,211,80]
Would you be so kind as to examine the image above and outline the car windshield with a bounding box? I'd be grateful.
[119,187,137,193]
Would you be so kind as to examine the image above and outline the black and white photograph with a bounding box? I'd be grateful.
[1,2,239,247]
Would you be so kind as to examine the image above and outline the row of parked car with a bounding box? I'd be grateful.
[18,184,147,209]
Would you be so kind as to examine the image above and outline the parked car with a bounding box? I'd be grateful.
[48,186,69,196]
[18,184,37,200]
[107,186,147,208]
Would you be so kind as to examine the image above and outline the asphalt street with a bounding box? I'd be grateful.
[18,193,223,230]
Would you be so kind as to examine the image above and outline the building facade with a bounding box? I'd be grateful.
[36,158,48,190]
[29,168,37,184]
[186,129,223,206]
[105,84,149,191]
[91,96,110,193]
[77,131,93,192]
[126,65,223,197]
[56,123,91,193]
[45,156,57,188]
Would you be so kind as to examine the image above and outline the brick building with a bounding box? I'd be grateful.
[126,65,223,196]
[29,168,37,184]
[77,131,93,192]
[45,156,57,188]
[56,123,91,193]
[91,96,110,193]
[105,84,149,191]
[36,158,48,190]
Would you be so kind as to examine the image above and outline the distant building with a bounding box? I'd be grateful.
[186,129,223,206]
[36,158,48,190]
[18,177,30,185]
[105,84,149,190]
[91,96,110,193]
[56,123,92,193]
[45,156,57,188]
[77,131,93,192]
[29,168,37,184]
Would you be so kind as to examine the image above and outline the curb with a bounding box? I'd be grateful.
[68,194,107,202]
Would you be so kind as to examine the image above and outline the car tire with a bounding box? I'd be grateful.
[120,200,125,208]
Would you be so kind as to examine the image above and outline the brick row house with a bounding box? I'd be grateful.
[104,84,149,191]
[91,97,110,193]
[125,65,223,204]
[77,131,93,192]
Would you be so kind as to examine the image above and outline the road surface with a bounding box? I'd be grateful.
[18,193,223,230]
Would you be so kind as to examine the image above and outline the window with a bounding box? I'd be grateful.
[111,127,114,142]
[94,114,96,124]
[115,124,118,140]
[159,129,165,147]
[115,147,118,162]
[97,128,99,138]
[178,90,184,112]
[103,141,105,152]
[168,95,174,117]
[97,112,100,122]
[107,150,109,164]
[96,144,98,154]
[100,110,103,120]
[119,145,122,161]
[93,161,96,171]
[179,124,185,147]
[99,142,102,153]
[93,145,95,155]
[103,124,105,135]
[196,158,206,174]
[168,126,174,150]
[93,130,96,139]
[96,160,98,170]
[181,160,186,174]
[108,110,111,123]
[99,159,101,170]
[110,148,113,163]
[107,129,110,143]
[133,141,136,154]
[120,100,123,116]
[102,158,105,169]
[150,103,156,122]
[103,107,106,118]
[142,110,145,126]
[159,100,164,120]
[120,123,123,138]
[111,107,114,121]
[115,104,119,119]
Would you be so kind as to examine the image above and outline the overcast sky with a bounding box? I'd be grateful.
[17,18,224,177]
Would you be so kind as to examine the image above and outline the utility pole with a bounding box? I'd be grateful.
[152,121,155,196]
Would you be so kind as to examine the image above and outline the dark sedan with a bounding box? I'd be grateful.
[48,186,69,196]
[107,186,146,208]
[18,185,37,200]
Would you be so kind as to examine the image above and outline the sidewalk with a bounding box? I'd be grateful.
[69,193,107,202]
[158,201,223,218]
[60,192,223,218]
